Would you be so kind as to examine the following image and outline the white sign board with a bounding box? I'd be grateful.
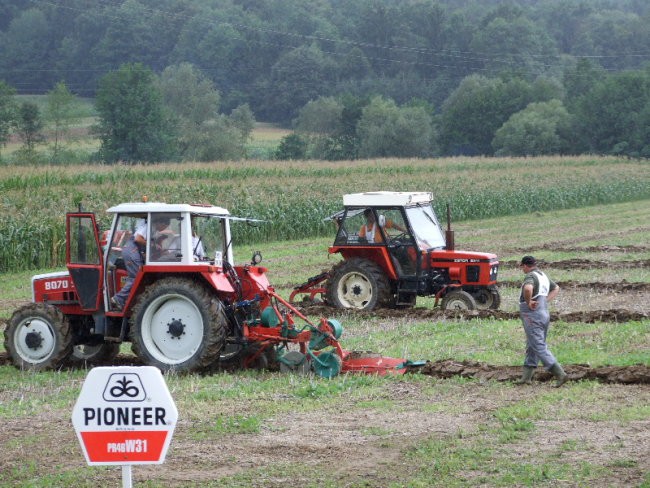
[72,366,178,465]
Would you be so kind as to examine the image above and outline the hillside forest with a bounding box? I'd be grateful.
[1,0,650,163]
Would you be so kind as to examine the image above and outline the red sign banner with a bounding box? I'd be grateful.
[79,431,170,463]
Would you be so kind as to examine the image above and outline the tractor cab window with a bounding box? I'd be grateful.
[333,208,371,245]
[334,208,410,246]
[191,215,226,262]
[379,209,410,242]
[68,216,100,265]
[150,213,182,262]
[405,205,446,250]
[106,214,143,269]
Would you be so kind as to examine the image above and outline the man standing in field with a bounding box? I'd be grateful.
[516,255,568,387]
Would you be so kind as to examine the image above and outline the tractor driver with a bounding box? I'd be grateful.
[359,209,405,243]
[111,216,170,310]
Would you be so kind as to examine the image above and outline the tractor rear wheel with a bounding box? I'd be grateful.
[131,278,227,373]
[441,290,477,311]
[326,258,391,310]
[4,303,73,371]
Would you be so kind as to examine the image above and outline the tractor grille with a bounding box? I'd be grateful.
[467,265,480,282]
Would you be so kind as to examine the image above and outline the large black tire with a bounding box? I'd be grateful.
[325,258,392,310]
[68,342,120,367]
[4,303,73,371]
[471,285,501,310]
[130,278,227,373]
[441,290,477,311]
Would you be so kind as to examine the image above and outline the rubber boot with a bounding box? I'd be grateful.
[515,366,535,385]
[549,363,568,388]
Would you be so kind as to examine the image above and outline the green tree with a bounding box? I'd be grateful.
[158,62,218,158]
[470,15,558,77]
[572,10,650,70]
[492,99,572,156]
[575,69,650,157]
[91,0,177,72]
[275,133,308,160]
[159,63,219,126]
[260,44,337,123]
[357,96,434,158]
[95,63,177,163]
[1,8,53,91]
[158,63,254,161]
[293,95,368,160]
[16,101,44,151]
[45,81,81,160]
[185,117,247,162]
[0,80,18,160]
[439,75,554,155]
[294,97,343,135]
[563,58,605,111]
[0,0,31,30]
[228,104,255,144]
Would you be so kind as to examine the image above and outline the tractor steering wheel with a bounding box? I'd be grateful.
[388,232,409,247]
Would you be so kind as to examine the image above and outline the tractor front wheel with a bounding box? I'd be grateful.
[4,303,73,371]
[472,285,501,310]
[441,290,477,311]
[326,258,391,310]
[131,278,227,373]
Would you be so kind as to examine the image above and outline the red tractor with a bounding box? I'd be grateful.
[291,191,500,311]
[5,202,410,376]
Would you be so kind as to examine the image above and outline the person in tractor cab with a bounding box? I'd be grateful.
[110,216,170,310]
[359,209,404,243]
[164,231,205,261]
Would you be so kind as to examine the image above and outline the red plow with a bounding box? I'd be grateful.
[232,283,420,378]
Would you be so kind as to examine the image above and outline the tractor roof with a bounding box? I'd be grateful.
[343,191,433,207]
[107,202,231,216]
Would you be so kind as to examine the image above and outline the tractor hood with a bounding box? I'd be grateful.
[430,249,498,262]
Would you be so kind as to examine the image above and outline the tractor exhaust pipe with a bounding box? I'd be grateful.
[445,203,455,251]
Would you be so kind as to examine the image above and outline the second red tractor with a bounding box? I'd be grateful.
[291,191,501,311]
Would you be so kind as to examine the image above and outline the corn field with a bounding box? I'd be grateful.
[1,156,648,272]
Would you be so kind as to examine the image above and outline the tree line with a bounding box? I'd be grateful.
[0,63,254,164]
[1,0,650,161]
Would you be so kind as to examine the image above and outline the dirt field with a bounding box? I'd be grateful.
[1,246,648,486]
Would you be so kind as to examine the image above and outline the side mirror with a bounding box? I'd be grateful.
[251,251,263,265]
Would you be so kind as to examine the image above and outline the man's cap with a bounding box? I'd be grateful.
[520,255,536,266]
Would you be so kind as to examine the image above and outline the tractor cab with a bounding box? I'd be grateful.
[330,192,446,281]
[101,203,235,313]
[66,203,237,317]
